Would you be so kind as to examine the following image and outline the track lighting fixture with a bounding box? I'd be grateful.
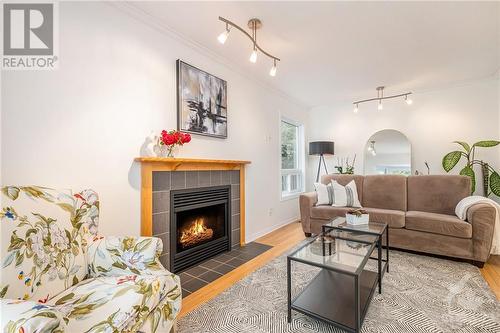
[217,23,230,44]
[269,59,277,77]
[249,47,257,63]
[405,94,413,105]
[353,86,413,112]
[217,17,280,76]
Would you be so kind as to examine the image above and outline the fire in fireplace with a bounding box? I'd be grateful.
[179,217,214,249]
[170,186,231,272]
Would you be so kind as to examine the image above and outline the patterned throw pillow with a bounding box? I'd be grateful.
[331,180,362,207]
[314,182,334,206]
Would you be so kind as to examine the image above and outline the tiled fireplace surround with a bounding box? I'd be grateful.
[152,170,241,270]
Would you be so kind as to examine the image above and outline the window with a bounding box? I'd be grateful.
[280,118,304,199]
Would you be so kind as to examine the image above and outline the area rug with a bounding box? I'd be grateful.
[178,249,500,332]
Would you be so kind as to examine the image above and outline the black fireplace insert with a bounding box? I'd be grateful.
[170,185,231,272]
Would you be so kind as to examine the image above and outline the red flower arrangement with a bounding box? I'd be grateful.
[158,130,191,157]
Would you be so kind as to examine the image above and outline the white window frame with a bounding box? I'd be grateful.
[279,115,305,201]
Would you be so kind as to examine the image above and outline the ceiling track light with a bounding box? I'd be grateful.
[352,86,413,112]
[217,23,230,44]
[217,16,280,76]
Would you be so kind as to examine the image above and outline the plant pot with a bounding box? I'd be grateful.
[345,213,369,225]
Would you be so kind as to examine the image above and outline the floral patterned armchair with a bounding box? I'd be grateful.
[0,186,181,333]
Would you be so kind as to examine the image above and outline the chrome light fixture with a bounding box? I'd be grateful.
[217,23,230,44]
[353,86,413,112]
[217,17,280,76]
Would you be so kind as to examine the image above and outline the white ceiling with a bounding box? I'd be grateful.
[129,1,499,108]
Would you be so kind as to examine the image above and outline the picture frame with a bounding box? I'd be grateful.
[176,60,228,139]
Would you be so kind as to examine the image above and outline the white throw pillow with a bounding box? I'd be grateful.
[314,182,334,206]
[331,180,362,207]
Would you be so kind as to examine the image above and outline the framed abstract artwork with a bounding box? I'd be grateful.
[177,60,227,138]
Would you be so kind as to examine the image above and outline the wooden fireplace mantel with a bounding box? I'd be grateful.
[135,157,251,246]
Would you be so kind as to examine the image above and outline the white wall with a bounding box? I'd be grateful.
[0,2,307,240]
[307,78,500,201]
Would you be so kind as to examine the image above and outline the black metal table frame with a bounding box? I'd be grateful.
[322,222,389,294]
[287,237,378,333]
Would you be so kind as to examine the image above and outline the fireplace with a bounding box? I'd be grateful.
[170,185,231,272]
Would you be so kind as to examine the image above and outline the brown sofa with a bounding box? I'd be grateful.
[300,174,496,266]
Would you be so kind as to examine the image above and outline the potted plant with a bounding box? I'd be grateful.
[442,140,500,197]
[157,130,191,157]
[345,208,369,225]
[334,155,356,174]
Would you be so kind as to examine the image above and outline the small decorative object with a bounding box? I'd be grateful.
[177,60,227,138]
[345,208,369,225]
[334,155,356,174]
[143,131,158,157]
[442,140,500,196]
[157,130,191,158]
[309,141,335,182]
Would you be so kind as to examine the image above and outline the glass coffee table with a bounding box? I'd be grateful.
[322,217,389,293]
[287,234,380,333]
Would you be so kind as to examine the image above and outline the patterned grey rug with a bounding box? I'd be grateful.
[178,250,500,332]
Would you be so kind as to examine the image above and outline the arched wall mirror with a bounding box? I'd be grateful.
[364,129,411,175]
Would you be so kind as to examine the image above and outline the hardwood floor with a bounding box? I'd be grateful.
[482,255,500,299]
[179,221,500,317]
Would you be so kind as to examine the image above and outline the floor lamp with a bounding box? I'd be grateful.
[309,141,335,182]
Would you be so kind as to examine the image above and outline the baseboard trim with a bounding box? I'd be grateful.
[246,217,299,244]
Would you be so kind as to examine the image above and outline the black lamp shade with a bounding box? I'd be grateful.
[309,141,334,155]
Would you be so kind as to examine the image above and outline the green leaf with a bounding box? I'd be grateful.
[0,285,8,298]
[33,311,57,319]
[1,187,20,200]
[8,234,25,251]
[453,141,471,152]
[112,261,128,270]
[489,171,500,197]
[459,166,476,194]
[55,292,75,305]
[112,285,135,299]
[2,251,17,268]
[442,151,463,172]
[134,238,152,253]
[473,140,500,148]
[14,251,24,267]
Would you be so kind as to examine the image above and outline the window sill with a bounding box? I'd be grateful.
[280,191,304,202]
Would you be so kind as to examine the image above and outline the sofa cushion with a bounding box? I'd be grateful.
[310,206,351,220]
[0,186,99,301]
[320,174,364,203]
[363,208,405,229]
[331,180,361,207]
[49,273,181,332]
[405,211,472,239]
[407,175,471,215]
[1,299,67,333]
[362,175,407,211]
